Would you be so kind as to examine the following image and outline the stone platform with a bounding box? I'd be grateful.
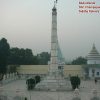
[1,79,100,100]
[35,75,71,91]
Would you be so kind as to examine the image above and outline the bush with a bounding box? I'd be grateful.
[70,76,81,90]
[35,75,41,84]
[26,78,35,90]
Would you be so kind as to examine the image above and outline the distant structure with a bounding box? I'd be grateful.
[83,44,100,79]
[87,44,100,64]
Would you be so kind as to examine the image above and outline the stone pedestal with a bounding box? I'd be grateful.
[35,75,71,91]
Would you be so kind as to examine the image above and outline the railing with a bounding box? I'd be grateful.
[1,73,19,85]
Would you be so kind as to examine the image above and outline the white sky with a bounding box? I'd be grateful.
[0,0,100,61]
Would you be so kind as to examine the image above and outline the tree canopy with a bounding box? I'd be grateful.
[7,48,50,65]
[8,48,38,65]
[71,56,87,65]
[37,52,50,65]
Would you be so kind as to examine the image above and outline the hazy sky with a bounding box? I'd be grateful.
[0,0,100,61]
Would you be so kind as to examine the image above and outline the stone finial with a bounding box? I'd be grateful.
[72,88,81,100]
[74,88,80,97]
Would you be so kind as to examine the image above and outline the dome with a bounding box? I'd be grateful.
[87,44,100,64]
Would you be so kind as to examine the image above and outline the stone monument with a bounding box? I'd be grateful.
[35,1,71,91]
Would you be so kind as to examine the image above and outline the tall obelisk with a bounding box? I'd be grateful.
[49,1,59,76]
[35,1,71,91]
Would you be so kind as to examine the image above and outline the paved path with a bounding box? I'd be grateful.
[1,79,100,100]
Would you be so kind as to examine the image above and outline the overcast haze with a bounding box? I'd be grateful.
[0,0,100,61]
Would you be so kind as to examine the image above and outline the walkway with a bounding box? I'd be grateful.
[1,79,100,100]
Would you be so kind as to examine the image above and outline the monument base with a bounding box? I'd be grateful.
[35,75,72,91]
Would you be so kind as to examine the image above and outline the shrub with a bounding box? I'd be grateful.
[35,75,41,84]
[70,76,81,90]
[26,78,35,90]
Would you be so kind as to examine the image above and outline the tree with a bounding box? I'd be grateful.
[71,56,87,65]
[8,49,50,65]
[24,49,38,65]
[8,48,38,65]
[0,38,10,80]
[37,52,50,65]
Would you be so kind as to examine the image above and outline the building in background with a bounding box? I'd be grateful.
[83,44,100,79]
[87,44,100,64]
